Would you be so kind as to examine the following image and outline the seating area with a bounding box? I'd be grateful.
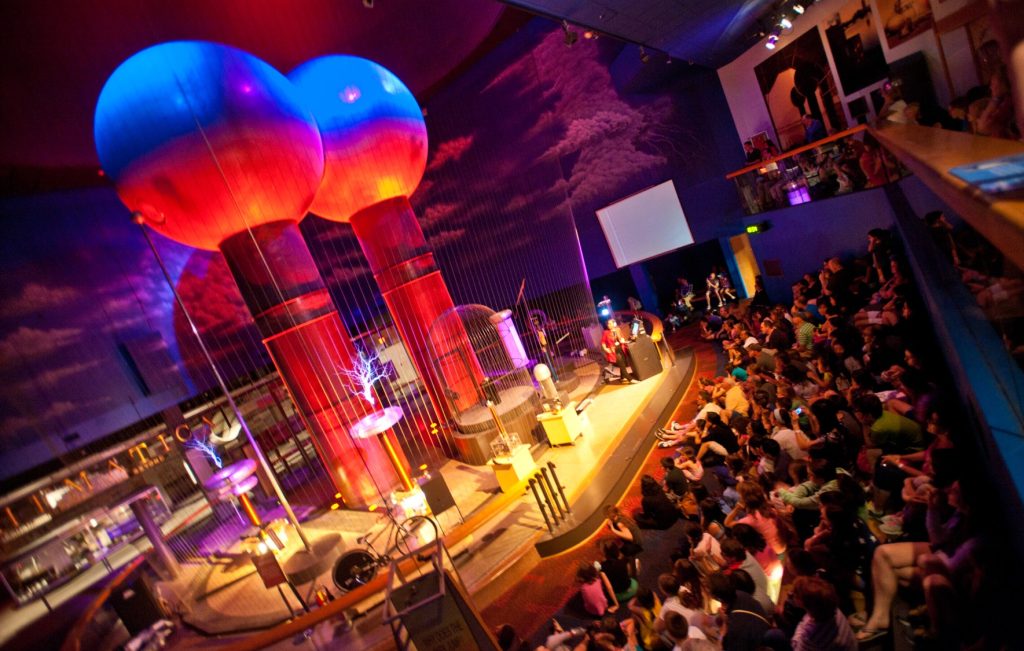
[486,214,1022,651]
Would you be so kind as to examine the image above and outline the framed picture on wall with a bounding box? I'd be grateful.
[876,0,934,49]
[821,0,889,94]
[753,28,847,151]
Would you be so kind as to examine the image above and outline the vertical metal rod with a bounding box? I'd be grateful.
[137,217,312,552]
[547,461,571,514]
[277,584,296,618]
[528,478,554,533]
[538,468,565,519]
[288,580,311,613]
[536,471,561,524]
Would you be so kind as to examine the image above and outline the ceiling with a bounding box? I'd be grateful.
[0,0,505,168]
[503,0,776,65]
[0,0,769,172]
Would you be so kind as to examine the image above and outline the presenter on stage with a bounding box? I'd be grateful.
[601,319,637,384]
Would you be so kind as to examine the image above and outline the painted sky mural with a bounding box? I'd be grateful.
[0,20,742,480]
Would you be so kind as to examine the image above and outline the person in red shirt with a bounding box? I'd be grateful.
[601,319,636,383]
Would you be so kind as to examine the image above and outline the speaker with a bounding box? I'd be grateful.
[626,335,662,381]
[419,473,457,515]
[109,575,163,636]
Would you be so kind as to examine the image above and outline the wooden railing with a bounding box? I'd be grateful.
[870,123,1024,271]
[725,124,869,180]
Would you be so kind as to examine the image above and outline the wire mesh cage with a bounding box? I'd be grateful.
[428,305,540,463]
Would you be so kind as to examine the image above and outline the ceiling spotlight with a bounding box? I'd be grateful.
[779,16,793,29]
[765,37,777,50]
[562,20,579,46]
[362,0,374,7]
[793,4,805,14]
[583,30,595,40]
[639,46,651,64]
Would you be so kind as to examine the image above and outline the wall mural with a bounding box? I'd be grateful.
[755,28,848,151]
[0,21,737,480]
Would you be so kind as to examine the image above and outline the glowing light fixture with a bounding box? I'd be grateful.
[793,4,805,14]
[338,349,389,406]
[779,16,793,29]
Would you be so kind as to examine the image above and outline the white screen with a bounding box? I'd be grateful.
[596,180,694,268]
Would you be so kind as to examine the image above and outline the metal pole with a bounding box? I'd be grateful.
[528,478,554,533]
[136,216,312,552]
[546,461,571,514]
[538,467,565,520]
[130,497,181,579]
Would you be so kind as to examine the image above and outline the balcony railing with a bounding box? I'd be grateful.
[727,125,908,215]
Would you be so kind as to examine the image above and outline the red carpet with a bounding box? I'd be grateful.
[480,327,718,638]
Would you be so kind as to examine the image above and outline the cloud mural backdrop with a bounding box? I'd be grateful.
[0,20,743,480]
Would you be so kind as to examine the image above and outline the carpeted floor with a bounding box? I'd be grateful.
[480,326,721,645]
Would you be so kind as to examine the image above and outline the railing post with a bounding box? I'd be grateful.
[528,477,555,533]
[546,461,571,515]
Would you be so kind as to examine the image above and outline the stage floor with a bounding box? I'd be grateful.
[157,347,696,649]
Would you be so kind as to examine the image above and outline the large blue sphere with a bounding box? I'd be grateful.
[289,55,427,222]
[94,41,324,250]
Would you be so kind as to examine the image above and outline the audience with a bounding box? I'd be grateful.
[536,220,1015,651]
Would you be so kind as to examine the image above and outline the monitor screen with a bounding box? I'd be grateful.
[595,180,695,268]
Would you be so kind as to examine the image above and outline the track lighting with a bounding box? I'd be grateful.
[779,16,793,29]
[793,4,805,14]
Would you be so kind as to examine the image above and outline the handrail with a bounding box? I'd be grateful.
[59,556,146,651]
[725,125,869,179]
[870,123,1024,271]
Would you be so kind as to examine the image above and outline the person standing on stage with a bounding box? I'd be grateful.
[706,272,723,309]
[601,319,636,383]
[677,277,695,312]
[720,273,737,302]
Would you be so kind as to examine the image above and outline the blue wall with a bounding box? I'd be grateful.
[742,188,897,302]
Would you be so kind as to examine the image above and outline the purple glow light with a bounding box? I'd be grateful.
[338,348,388,406]
[185,432,223,468]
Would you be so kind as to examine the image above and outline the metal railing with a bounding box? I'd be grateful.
[726,125,908,215]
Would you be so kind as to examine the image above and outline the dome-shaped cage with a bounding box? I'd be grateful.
[428,305,540,463]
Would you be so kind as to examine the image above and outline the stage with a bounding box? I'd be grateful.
[146,345,696,649]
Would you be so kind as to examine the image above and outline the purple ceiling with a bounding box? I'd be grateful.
[0,0,505,168]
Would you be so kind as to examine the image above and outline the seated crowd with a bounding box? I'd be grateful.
[502,222,1013,651]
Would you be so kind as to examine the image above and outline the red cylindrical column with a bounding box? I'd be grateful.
[219,220,402,508]
[350,197,485,421]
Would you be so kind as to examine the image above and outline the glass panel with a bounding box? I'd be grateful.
[731,127,909,215]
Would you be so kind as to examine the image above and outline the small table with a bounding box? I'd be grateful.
[488,444,536,493]
[537,402,583,446]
